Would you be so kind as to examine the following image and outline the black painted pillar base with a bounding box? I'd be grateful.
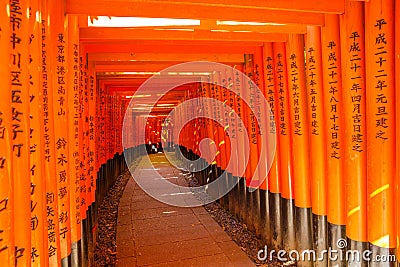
[251,188,261,238]
[61,255,70,267]
[312,214,327,267]
[328,223,346,267]
[295,206,313,267]
[259,189,271,247]
[369,244,396,267]
[81,219,88,267]
[69,242,79,267]
[238,178,247,224]
[269,192,282,250]
[245,185,254,232]
[227,175,240,218]
[222,171,231,210]
[281,198,296,253]
[348,238,370,266]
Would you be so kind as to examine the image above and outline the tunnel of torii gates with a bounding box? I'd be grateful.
[0,0,400,266]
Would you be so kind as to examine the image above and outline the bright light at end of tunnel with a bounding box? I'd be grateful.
[88,16,200,27]
[154,28,195,32]
[120,72,160,75]
[125,94,152,99]
[216,20,286,26]
[166,72,212,76]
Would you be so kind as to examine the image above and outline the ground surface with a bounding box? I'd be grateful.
[115,153,256,267]
[95,153,291,266]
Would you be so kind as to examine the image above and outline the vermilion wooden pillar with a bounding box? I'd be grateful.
[0,2,14,266]
[306,25,328,267]
[10,0,32,266]
[262,43,280,250]
[67,14,82,267]
[41,0,62,265]
[365,0,396,263]
[232,66,247,178]
[242,54,261,235]
[286,34,312,267]
[395,0,400,263]
[218,68,232,210]
[273,42,296,253]
[232,65,249,223]
[223,67,240,216]
[339,2,368,265]
[202,80,215,165]
[321,14,346,266]
[87,61,97,206]
[79,44,89,267]
[50,1,72,260]
[252,47,266,238]
[29,0,49,266]
[243,54,261,190]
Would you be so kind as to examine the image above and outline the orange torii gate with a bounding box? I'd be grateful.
[0,0,400,266]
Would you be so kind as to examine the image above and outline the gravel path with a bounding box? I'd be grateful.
[185,174,295,267]
[94,170,131,267]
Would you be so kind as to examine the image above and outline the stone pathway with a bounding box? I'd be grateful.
[116,153,255,267]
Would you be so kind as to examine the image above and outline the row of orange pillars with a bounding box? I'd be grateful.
[1,0,400,267]
[152,3,400,267]
[1,0,135,266]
